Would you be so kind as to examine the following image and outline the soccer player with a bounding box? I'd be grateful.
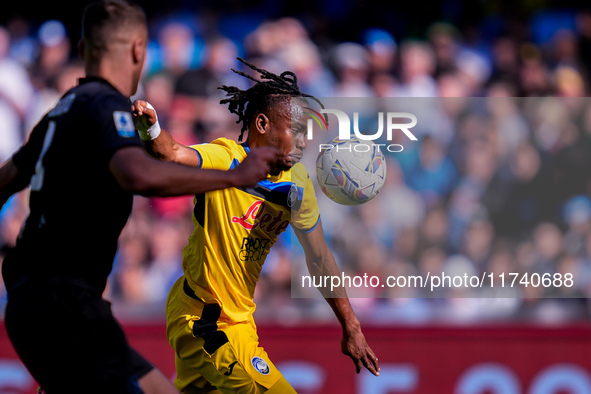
[133,58,380,393]
[0,2,281,393]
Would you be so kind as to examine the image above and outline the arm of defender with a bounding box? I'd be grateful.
[132,100,200,166]
[109,145,280,196]
[0,159,29,210]
[294,221,380,376]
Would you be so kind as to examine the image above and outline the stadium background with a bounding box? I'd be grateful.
[2,0,591,392]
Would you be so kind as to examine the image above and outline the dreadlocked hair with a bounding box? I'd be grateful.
[219,57,326,141]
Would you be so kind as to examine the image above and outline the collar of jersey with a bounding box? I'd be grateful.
[78,76,121,94]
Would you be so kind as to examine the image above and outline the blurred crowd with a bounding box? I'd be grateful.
[296,97,591,326]
[2,2,591,323]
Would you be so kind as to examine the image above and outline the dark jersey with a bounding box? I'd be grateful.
[2,77,142,294]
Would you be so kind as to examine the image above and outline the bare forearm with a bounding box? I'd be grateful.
[134,160,238,196]
[297,223,359,330]
[110,147,238,196]
[295,222,379,375]
[304,252,359,331]
[110,145,278,197]
[142,127,175,160]
[326,297,361,333]
[143,128,201,167]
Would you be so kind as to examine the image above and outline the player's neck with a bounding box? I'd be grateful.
[85,60,136,97]
[245,132,264,149]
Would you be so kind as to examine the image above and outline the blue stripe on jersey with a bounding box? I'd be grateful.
[304,216,321,233]
[293,215,320,234]
[237,180,293,209]
[229,158,240,170]
[258,179,292,193]
[233,142,293,207]
[189,147,203,168]
[295,185,304,201]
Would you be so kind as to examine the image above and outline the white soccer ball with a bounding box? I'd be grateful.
[315,137,387,206]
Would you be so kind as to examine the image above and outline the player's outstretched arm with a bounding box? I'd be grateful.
[0,159,29,210]
[109,145,281,196]
[294,221,380,376]
[132,100,200,166]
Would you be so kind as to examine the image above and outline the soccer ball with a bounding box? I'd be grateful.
[315,137,387,206]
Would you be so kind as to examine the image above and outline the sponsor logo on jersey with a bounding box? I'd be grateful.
[240,237,271,262]
[231,201,290,235]
[251,357,270,375]
[224,361,238,376]
[113,111,136,138]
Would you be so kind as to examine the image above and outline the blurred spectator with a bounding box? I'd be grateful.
[428,22,461,77]
[489,36,520,87]
[30,20,70,91]
[519,44,551,96]
[6,16,37,67]
[173,38,245,141]
[142,219,187,304]
[462,219,495,271]
[550,29,580,69]
[151,21,202,77]
[332,42,373,97]
[484,142,547,237]
[398,40,438,97]
[406,135,457,207]
[373,158,425,246]
[363,28,397,75]
[562,196,591,259]
[0,26,33,162]
[554,65,586,96]
[26,62,84,133]
[110,235,150,305]
[577,9,591,78]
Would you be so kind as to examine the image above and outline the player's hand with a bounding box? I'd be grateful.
[342,327,380,376]
[132,99,158,129]
[231,147,283,188]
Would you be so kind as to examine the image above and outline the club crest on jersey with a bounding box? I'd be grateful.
[113,111,135,138]
[288,183,304,211]
[231,200,290,235]
[251,357,270,375]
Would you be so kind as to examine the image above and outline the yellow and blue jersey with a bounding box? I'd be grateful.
[182,138,319,324]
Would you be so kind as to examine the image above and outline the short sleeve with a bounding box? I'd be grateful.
[11,117,49,179]
[291,163,320,232]
[96,95,142,161]
[190,139,237,170]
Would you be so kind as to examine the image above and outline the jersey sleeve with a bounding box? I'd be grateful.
[96,94,143,162]
[190,139,236,170]
[291,163,320,232]
[11,117,50,179]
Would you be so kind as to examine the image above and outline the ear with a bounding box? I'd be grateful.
[132,38,145,65]
[254,113,270,135]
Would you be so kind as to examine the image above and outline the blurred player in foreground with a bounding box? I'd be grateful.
[133,58,380,393]
[0,2,280,393]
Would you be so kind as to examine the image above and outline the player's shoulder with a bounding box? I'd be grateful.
[188,138,245,169]
[210,137,239,148]
[290,162,311,182]
[270,163,311,190]
[70,77,130,112]
[190,137,245,155]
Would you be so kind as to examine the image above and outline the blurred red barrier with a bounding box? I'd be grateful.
[1,323,591,393]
